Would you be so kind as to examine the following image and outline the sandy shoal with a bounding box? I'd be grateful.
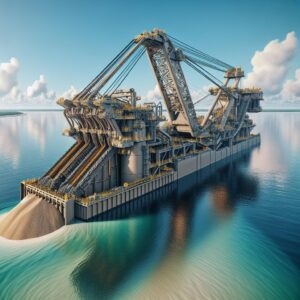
[0,194,65,240]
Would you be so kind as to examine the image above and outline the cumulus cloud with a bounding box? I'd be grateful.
[143,84,162,102]
[46,90,56,100]
[27,75,47,97]
[10,86,24,103]
[61,85,77,99]
[0,73,57,105]
[244,32,297,95]
[26,74,55,99]
[0,57,80,107]
[0,57,20,95]
[281,69,300,101]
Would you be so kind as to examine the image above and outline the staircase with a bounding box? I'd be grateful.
[232,97,250,138]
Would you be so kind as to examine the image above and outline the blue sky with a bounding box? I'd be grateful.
[0,0,299,107]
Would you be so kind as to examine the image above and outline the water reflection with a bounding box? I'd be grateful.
[0,112,66,167]
[95,154,258,224]
[0,112,72,209]
[210,157,258,217]
[251,112,300,179]
[1,112,300,299]
[70,153,259,299]
[0,116,22,168]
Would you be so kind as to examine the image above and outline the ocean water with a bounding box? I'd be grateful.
[0,111,300,300]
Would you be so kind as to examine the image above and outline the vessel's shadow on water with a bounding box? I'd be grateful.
[93,151,259,222]
[71,151,259,299]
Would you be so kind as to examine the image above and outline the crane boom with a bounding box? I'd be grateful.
[31,28,263,220]
[136,30,201,137]
[62,28,262,149]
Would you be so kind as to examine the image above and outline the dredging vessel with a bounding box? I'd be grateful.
[21,29,262,224]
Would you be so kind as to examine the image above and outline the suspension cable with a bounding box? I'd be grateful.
[193,93,210,106]
[178,44,229,69]
[169,35,233,69]
[110,48,146,95]
[168,34,233,69]
[186,57,224,86]
[82,41,142,101]
[104,47,146,95]
[75,40,135,100]
[185,54,226,72]
[185,60,236,100]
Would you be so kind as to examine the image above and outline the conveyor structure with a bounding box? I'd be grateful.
[21,29,263,223]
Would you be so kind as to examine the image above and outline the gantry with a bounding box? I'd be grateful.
[37,29,262,198]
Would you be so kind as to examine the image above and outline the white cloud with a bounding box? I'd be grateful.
[0,57,79,107]
[244,32,297,95]
[0,72,57,106]
[0,57,20,96]
[281,69,300,101]
[22,74,57,104]
[27,75,47,97]
[46,90,56,100]
[10,86,24,103]
[143,84,162,102]
[61,85,77,99]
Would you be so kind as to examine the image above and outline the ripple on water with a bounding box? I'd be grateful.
[125,214,300,300]
[1,112,300,300]
[0,222,92,300]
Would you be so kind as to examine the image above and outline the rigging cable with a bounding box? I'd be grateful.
[108,48,146,95]
[186,57,224,86]
[179,46,228,70]
[168,34,233,69]
[184,54,226,72]
[85,41,143,100]
[75,40,135,100]
[169,35,233,69]
[193,94,210,106]
[185,60,236,100]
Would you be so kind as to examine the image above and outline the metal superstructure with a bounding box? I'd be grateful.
[22,29,262,223]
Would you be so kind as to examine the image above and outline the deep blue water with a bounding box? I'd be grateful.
[0,111,300,300]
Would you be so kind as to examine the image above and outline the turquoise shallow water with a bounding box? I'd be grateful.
[0,111,300,300]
